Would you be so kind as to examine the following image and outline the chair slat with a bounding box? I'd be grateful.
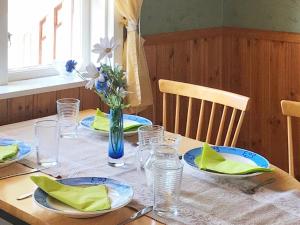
[159,79,249,111]
[206,102,216,143]
[216,106,228,145]
[159,79,249,147]
[287,116,294,177]
[224,108,237,146]
[185,97,193,137]
[162,93,167,128]
[174,95,180,134]
[231,111,245,147]
[196,100,205,141]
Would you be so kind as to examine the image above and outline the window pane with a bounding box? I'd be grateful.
[8,0,82,70]
[91,0,107,64]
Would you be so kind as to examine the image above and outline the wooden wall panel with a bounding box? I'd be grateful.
[286,43,300,177]
[56,88,80,99]
[140,45,157,122]
[0,99,8,125]
[79,87,101,111]
[268,41,289,170]
[173,41,191,135]
[0,87,101,126]
[155,44,174,130]
[33,92,57,119]
[8,96,33,123]
[143,27,300,178]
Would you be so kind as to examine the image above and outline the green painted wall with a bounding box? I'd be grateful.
[223,0,300,33]
[141,0,223,35]
[141,0,300,35]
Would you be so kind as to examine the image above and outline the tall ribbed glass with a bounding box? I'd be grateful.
[153,144,183,216]
[56,98,80,138]
[136,125,164,174]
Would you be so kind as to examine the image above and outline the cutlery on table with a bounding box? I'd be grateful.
[0,168,40,180]
[117,206,153,225]
[17,192,33,200]
[241,178,276,195]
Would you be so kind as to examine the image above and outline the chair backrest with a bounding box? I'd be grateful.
[159,79,250,147]
[281,100,300,177]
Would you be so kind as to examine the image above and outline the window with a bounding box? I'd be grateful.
[0,0,121,84]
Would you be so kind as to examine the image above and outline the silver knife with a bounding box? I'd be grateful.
[0,168,40,180]
[117,206,153,225]
[17,192,33,200]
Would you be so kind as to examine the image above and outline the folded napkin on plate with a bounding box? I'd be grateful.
[0,144,18,162]
[31,176,111,212]
[194,143,272,175]
[91,108,142,132]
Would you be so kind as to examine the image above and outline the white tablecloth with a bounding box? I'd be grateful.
[1,116,300,225]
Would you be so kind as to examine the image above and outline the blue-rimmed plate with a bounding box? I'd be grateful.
[80,114,152,136]
[33,177,134,218]
[183,146,270,178]
[0,138,32,168]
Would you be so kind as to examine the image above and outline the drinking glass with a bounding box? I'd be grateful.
[56,98,80,138]
[136,125,164,172]
[35,120,59,167]
[144,133,181,187]
[153,143,183,217]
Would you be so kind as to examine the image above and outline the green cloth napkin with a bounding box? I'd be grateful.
[0,144,18,162]
[91,108,143,132]
[194,143,272,175]
[31,176,111,212]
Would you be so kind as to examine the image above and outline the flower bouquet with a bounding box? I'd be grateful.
[66,37,128,167]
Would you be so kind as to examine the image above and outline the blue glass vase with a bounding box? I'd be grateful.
[108,107,124,167]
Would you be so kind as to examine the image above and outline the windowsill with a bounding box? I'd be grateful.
[0,75,86,100]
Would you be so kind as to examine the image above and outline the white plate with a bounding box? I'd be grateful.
[33,177,134,218]
[80,114,152,136]
[0,138,32,168]
[183,146,270,178]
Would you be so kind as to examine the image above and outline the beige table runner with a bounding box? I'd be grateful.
[1,118,300,225]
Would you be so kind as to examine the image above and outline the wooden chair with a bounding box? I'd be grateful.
[281,100,300,177]
[159,79,250,147]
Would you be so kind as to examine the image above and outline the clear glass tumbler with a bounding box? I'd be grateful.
[153,143,183,217]
[144,133,181,187]
[56,98,80,138]
[136,125,164,172]
[35,120,60,167]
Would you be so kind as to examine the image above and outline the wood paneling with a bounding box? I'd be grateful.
[33,92,57,118]
[0,99,8,125]
[7,96,33,123]
[220,29,300,179]
[79,87,101,111]
[56,88,80,99]
[0,87,100,126]
[143,27,300,178]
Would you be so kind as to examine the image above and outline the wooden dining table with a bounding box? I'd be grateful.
[0,110,300,225]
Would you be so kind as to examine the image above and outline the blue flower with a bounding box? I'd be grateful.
[95,78,108,93]
[65,60,77,73]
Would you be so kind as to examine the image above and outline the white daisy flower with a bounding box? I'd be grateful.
[85,63,99,78]
[92,37,120,62]
[84,63,99,89]
[85,79,95,90]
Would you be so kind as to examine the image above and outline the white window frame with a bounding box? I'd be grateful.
[0,0,122,85]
